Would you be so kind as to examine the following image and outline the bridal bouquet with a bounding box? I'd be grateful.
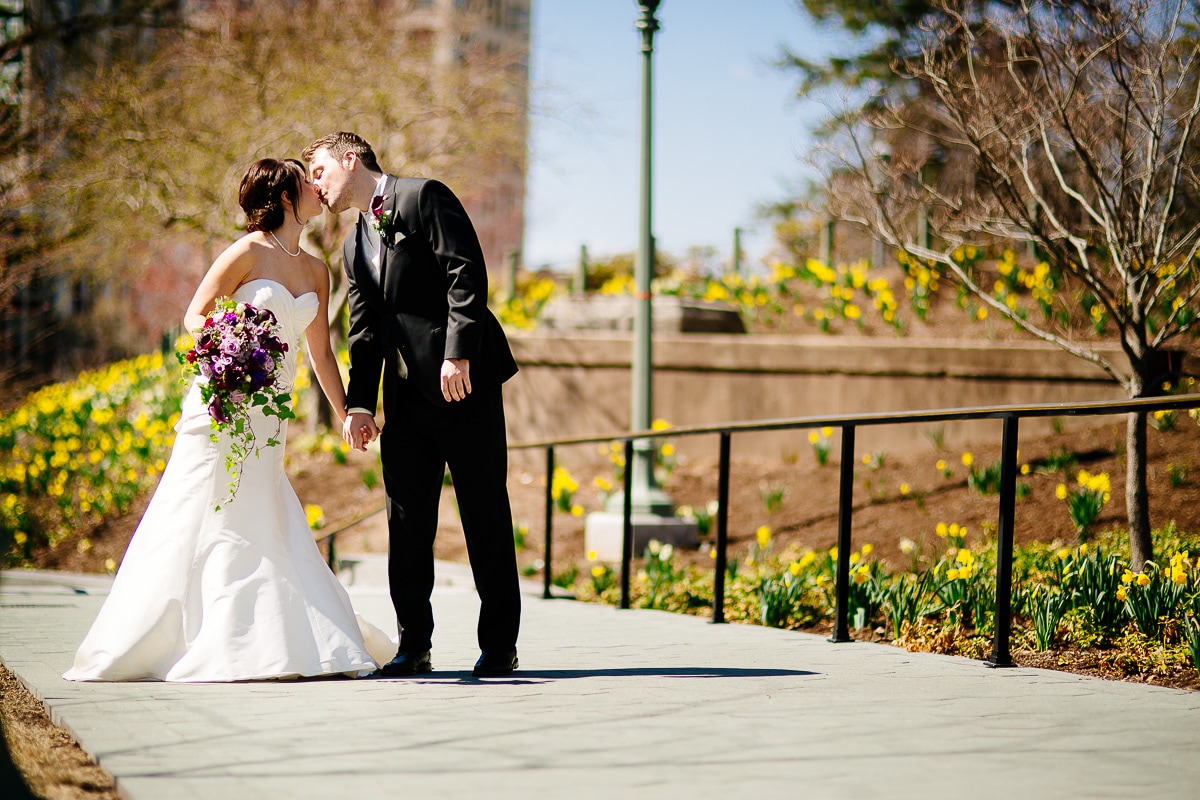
[178,297,294,506]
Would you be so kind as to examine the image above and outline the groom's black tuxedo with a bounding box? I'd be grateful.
[343,176,517,415]
[342,175,520,657]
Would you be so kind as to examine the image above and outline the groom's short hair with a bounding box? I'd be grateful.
[302,132,382,173]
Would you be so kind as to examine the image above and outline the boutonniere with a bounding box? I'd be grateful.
[369,195,391,236]
[369,194,405,247]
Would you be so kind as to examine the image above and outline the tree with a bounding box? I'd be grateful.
[816,0,1200,569]
[6,0,526,390]
[782,1,1099,96]
[782,1,951,94]
[0,0,181,387]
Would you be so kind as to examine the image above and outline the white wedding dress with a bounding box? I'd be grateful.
[65,279,392,682]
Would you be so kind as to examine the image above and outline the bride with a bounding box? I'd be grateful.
[65,158,392,682]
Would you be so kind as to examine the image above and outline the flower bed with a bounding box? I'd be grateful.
[574,527,1200,686]
[0,353,183,566]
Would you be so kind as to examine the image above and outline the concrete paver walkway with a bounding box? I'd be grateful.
[3,559,1199,799]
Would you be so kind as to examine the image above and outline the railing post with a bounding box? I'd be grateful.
[712,431,731,623]
[543,445,554,600]
[620,438,634,609]
[988,415,1019,667]
[830,425,856,643]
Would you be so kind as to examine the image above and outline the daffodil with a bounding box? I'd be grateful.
[756,526,772,549]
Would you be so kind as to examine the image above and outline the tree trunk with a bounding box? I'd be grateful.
[1126,410,1152,570]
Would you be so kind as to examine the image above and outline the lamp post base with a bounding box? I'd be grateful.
[584,511,699,562]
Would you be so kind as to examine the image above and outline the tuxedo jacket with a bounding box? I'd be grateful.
[342,176,518,415]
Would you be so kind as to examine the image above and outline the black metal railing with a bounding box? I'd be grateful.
[510,393,1200,667]
[315,506,385,571]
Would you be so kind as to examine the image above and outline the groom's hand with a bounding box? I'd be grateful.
[343,412,378,452]
[441,358,471,402]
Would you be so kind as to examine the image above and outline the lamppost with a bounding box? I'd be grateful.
[616,0,673,515]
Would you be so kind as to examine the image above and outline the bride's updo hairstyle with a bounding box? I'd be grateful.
[238,158,303,232]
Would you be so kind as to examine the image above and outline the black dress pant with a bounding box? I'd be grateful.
[380,381,520,654]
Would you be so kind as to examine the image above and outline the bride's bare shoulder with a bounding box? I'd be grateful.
[226,231,271,259]
[301,253,331,295]
[203,233,270,287]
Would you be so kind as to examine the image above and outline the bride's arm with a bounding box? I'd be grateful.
[305,262,348,426]
[184,239,253,334]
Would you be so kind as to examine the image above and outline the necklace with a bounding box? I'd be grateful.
[269,231,301,257]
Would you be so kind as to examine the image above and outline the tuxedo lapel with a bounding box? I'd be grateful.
[377,175,400,292]
[345,218,362,278]
[349,214,384,292]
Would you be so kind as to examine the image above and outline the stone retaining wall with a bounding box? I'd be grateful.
[503,333,1139,466]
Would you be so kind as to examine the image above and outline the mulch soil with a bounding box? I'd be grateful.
[0,666,118,800]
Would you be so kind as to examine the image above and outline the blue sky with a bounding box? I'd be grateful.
[524,1,853,273]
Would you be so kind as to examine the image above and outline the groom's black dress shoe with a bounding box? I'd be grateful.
[472,650,518,677]
[369,650,432,678]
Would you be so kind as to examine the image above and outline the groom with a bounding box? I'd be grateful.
[303,132,521,678]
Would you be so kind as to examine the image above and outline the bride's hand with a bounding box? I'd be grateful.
[343,412,378,452]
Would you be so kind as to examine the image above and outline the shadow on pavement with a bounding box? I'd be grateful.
[366,666,818,684]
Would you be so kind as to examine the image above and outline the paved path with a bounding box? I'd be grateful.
[3,559,1199,799]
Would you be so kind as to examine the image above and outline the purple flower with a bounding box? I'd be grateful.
[208,396,228,424]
